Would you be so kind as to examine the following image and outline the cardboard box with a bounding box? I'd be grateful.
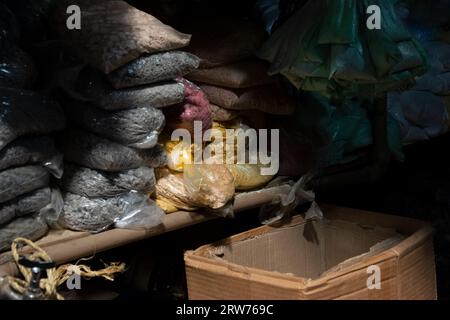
[184,205,437,300]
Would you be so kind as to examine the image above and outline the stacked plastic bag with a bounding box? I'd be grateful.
[155,118,276,215]
[0,3,66,251]
[52,0,202,232]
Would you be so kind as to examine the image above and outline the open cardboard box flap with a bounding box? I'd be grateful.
[199,216,404,280]
[185,205,436,300]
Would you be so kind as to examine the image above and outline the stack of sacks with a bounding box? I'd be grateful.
[184,17,296,120]
[53,0,201,232]
[1,3,65,251]
[0,89,65,251]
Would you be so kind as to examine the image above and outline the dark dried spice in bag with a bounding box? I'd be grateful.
[0,188,51,226]
[0,216,48,252]
[53,0,191,74]
[0,136,59,172]
[108,51,200,89]
[0,47,36,89]
[77,69,185,110]
[60,191,164,232]
[61,164,156,198]
[66,101,165,149]
[0,2,20,48]
[62,129,167,172]
[0,88,65,151]
[0,166,50,204]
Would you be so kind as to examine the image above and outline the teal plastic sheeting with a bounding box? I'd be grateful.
[257,0,428,99]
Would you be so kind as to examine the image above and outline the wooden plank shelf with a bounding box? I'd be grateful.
[0,185,291,277]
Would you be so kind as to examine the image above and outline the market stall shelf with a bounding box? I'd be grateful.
[0,184,291,277]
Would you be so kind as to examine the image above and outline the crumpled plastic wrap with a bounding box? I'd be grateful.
[4,0,54,44]
[76,68,186,110]
[0,136,64,178]
[155,165,235,213]
[0,188,51,226]
[0,166,50,204]
[66,101,165,149]
[108,51,200,89]
[61,164,156,198]
[0,87,66,151]
[259,176,323,225]
[62,129,167,172]
[0,47,36,89]
[59,191,164,232]
[388,91,449,144]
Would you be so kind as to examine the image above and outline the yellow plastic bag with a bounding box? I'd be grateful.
[155,165,235,213]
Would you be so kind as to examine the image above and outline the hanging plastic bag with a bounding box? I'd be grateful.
[0,215,48,252]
